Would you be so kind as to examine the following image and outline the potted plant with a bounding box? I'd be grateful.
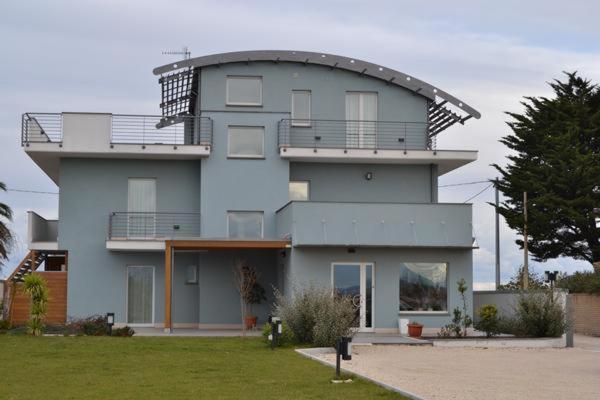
[407,321,424,338]
[244,281,267,329]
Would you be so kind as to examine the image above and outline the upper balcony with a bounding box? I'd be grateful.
[277,119,477,175]
[27,211,59,250]
[276,201,475,248]
[21,112,213,183]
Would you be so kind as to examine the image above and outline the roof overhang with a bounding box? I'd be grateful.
[153,50,481,122]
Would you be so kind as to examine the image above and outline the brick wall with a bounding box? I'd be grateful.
[571,294,600,336]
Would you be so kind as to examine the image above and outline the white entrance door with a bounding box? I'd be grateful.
[127,178,156,239]
[127,266,155,325]
[345,92,378,149]
[332,262,375,332]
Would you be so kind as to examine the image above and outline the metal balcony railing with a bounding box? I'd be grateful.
[277,119,435,151]
[111,115,212,146]
[21,113,63,144]
[21,113,213,147]
[108,212,201,240]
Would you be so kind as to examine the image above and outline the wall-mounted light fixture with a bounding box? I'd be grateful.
[364,172,373,181]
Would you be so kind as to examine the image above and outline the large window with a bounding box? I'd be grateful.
[291,90,311,126]
[289,181,309,201]
[127,266,155,325]
[227,211,264,238]
[399,262,448,312]
[228,126,264,158]
[226,76,262,106]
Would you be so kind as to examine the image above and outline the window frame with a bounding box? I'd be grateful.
[289,180,310,201]
[226,211,264,239]
[291,90,312,127]
[227,125,265,159]
[226,75,263,106]
[398,262,449,315]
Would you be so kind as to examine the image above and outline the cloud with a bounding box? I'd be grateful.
[0,1,598,281]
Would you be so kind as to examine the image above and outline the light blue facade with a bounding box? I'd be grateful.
[33,51,478,331]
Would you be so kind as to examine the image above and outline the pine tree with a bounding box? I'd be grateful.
[493,72,600,270]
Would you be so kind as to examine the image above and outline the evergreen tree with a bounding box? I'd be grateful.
[493,73,600,270]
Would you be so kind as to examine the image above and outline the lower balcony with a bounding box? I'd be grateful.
[276,201,474,248]
[107,212,201,251]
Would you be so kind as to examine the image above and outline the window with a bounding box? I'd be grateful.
[291,90,311,126]
[399,262,448,312]
[289,181,309,201]
[226,76,262,106]
[227,211,264,238]
[127,266,154,325]
[185,265,198,284]
[228,126,264,158]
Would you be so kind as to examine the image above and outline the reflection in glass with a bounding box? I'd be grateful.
[333,264,360,328]
[399,263,447,312]
[365,264,372,328]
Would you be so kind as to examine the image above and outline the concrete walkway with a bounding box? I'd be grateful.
[308,335,600,400]
[133,327,262,337]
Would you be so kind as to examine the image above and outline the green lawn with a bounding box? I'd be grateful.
[0,336,406,399]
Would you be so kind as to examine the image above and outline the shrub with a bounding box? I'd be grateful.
[500,291,566,337]
[474,304,500,338]
[438,279,472,338]
[273,283,357,346]
[261,322,295,346]
[66,315,108,336]
[557,271,600,295]
[112,326,135,337]
[23,274,49,336]
[312,294,356,347]
[0,319,10,331]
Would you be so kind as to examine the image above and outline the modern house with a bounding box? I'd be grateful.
[5,50,480,333]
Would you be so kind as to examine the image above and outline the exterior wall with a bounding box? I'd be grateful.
[58,158,200,323]
[199,62,428,122]
[197,249,279,327]
[10,272,67,325]
[290,163,435,203]
[285,247,473,329]
[199,112,289,239]
[570,294,600,336]
[472,290,568,323]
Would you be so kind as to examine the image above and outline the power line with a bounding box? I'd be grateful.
[439,180,490,188]
[463,183,494,203]
[6,188,59,195]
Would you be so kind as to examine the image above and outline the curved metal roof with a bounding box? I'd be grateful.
[153,50,480,119]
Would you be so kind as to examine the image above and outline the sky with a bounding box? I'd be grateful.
[0,0,598,286]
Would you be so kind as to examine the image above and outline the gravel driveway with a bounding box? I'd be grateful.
[316,335,600,400]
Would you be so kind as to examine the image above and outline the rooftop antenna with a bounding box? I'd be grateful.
[162,46,191,60]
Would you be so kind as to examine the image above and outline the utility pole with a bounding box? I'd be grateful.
[523,191,529,290]
[495,178,500,289]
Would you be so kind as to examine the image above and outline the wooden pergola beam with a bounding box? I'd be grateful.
[169,239,291,250]
[164,241,172,332]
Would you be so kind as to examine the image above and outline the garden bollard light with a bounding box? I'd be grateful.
[335,336,352,379]
[106,312,115,336]
[269,316,281,350]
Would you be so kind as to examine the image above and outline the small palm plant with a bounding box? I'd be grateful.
[23,274,49,336]
[0,181,14,271]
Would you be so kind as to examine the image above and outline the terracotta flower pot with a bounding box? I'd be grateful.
[407,323,423,338]
[244,316,258,329]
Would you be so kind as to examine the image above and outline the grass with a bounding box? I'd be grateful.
[0,336,407,399]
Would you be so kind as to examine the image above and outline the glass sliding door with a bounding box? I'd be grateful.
[127,266,155,325]
[127,178,156,239]
[345,92,378,149]
[332,262,375,331]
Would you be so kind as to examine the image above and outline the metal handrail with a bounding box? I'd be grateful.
[108,212,201,240]
[21,113,213,147]
[277,118,434,151]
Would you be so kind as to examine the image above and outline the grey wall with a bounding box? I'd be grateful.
[286,247,473,329]
[58,158,200,323]
[199,62,428,122]
[197,249,279,326]
[472,290,567,323]
[290,163,434,203]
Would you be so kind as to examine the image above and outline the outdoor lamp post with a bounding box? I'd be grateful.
[106,312,115,336]
[268,316,282,350]
[544,270,559,289]
[335,336,352,380]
